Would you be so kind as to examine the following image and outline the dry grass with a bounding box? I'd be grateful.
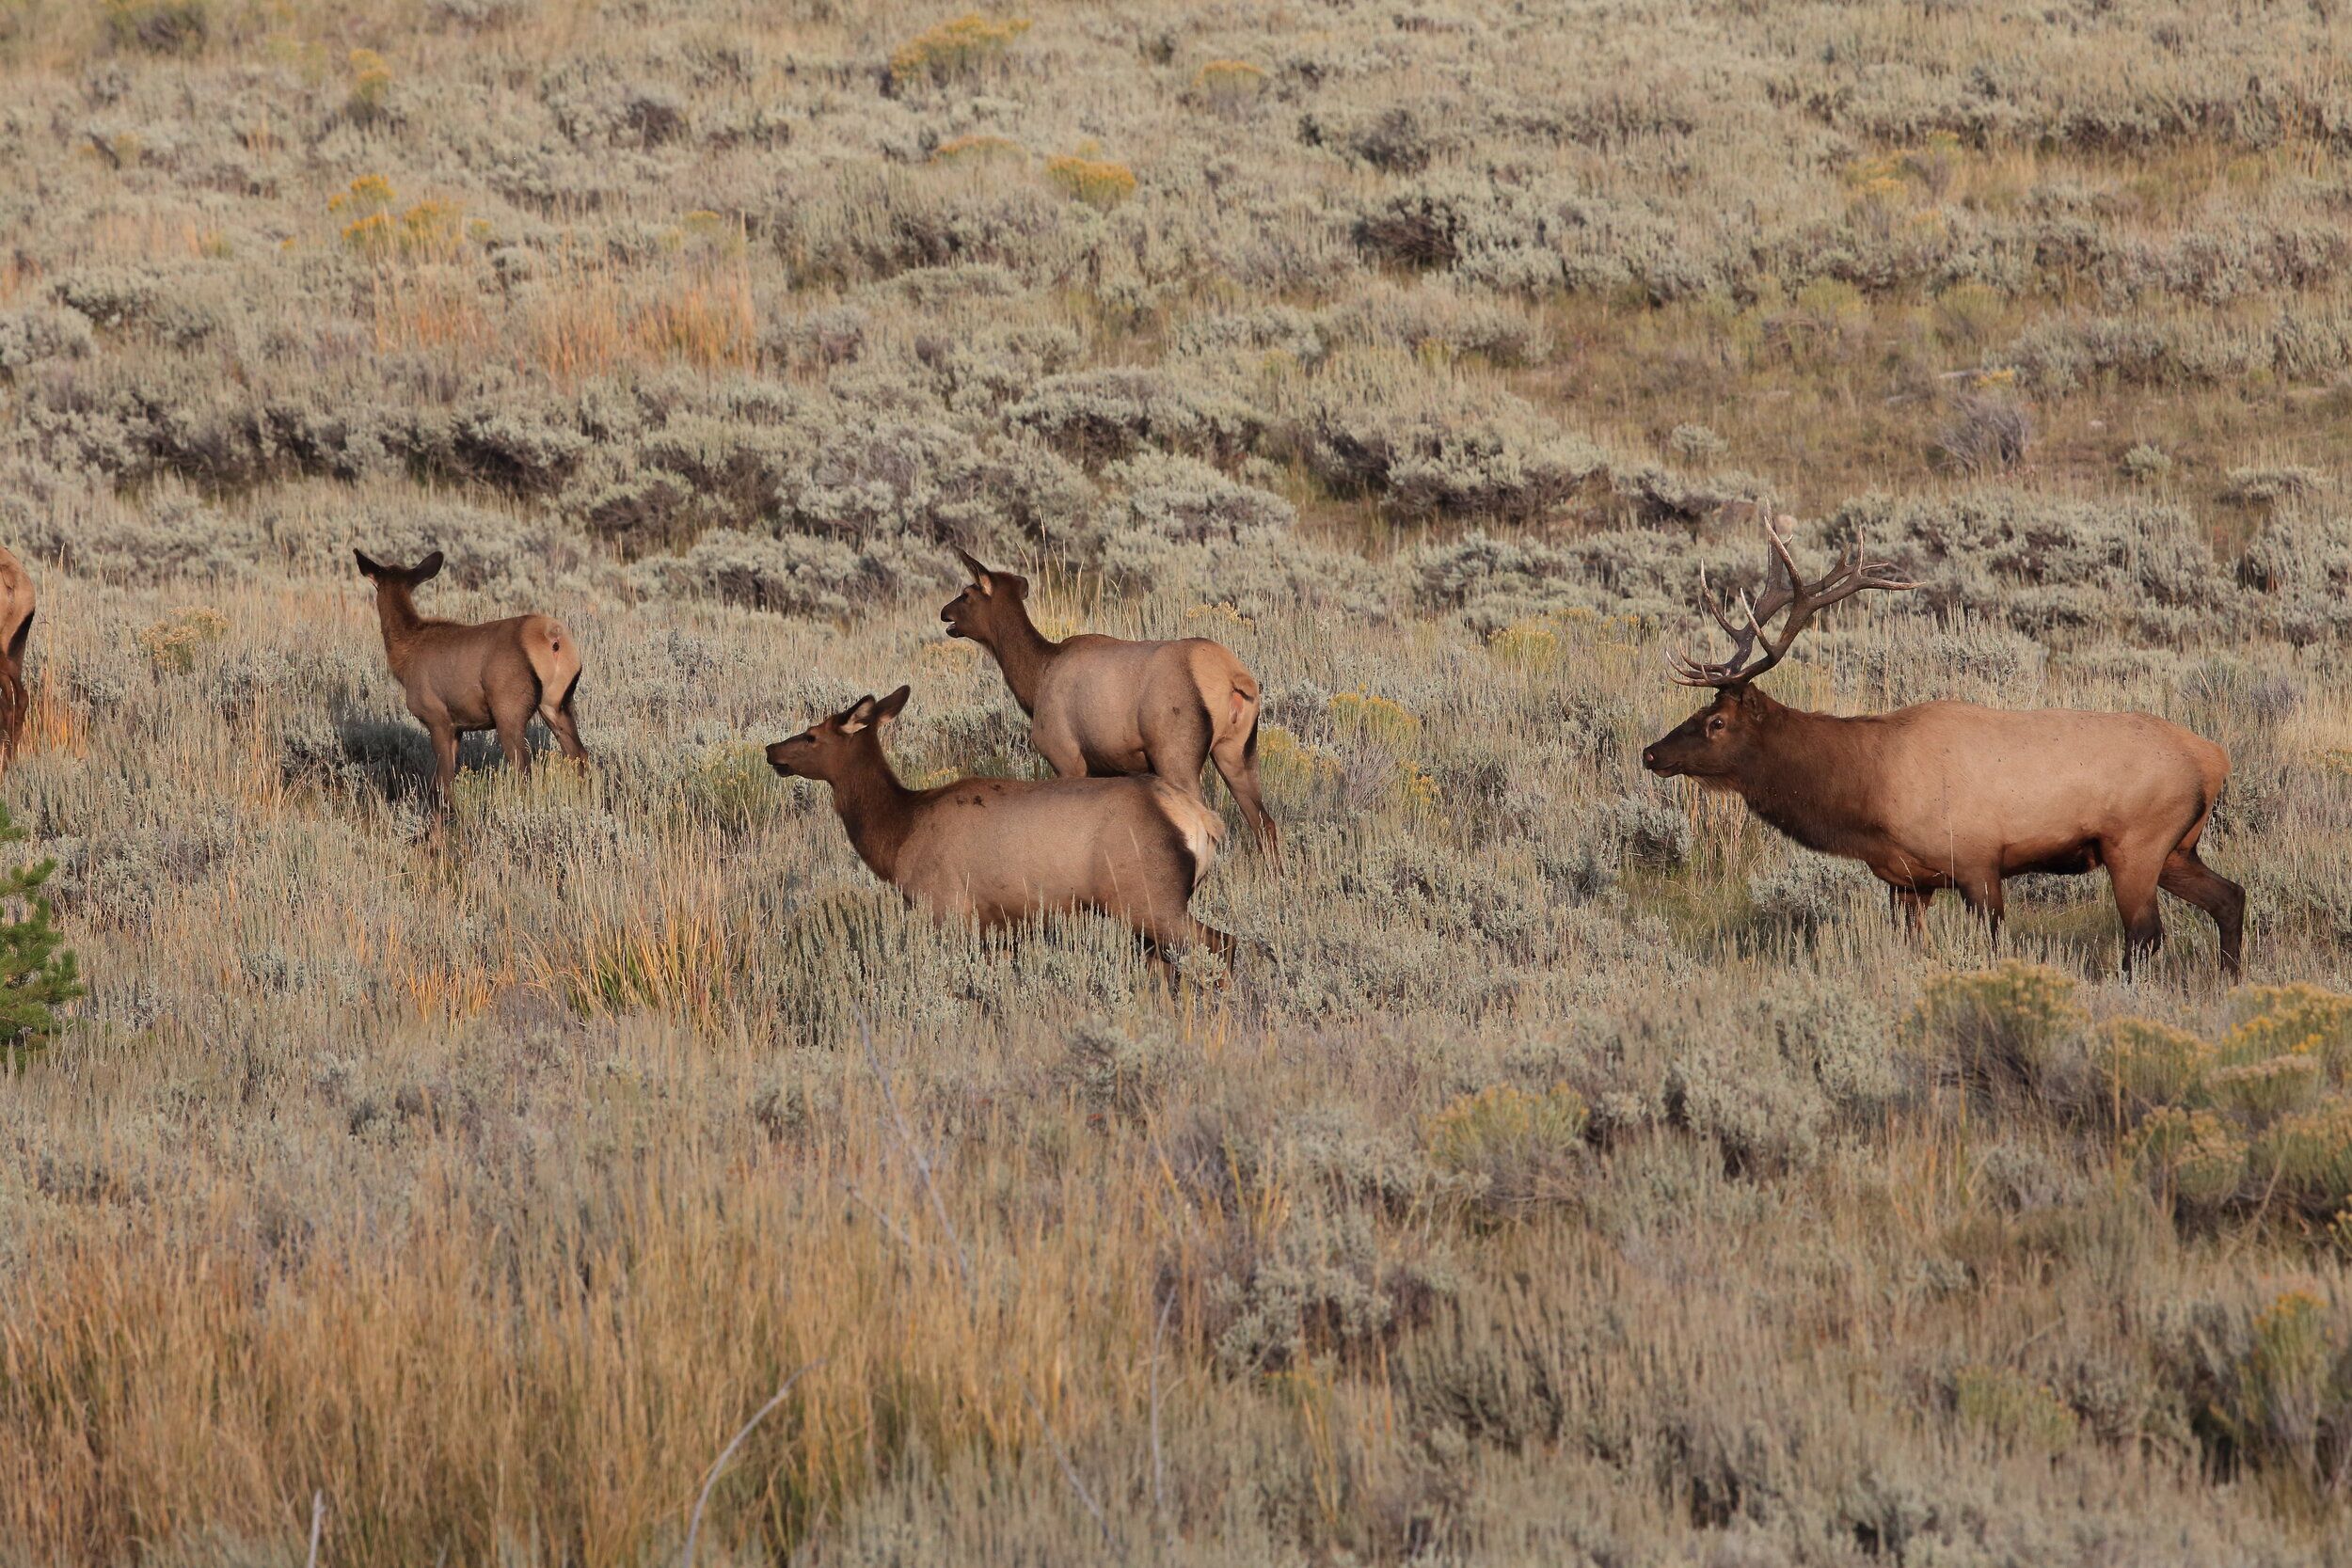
[4,0,2352,1562]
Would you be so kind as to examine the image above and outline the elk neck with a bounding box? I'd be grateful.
[977,604,1060,717]
[1727,694,1886,857]
[371,584,429,674]
[824,736,921,884]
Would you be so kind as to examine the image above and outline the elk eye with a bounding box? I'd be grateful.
[1706,716,1725,735]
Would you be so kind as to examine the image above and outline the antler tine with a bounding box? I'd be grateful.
[1856,559,1922,591]
[1670,569,1774,687]
[1666,515,1924,689]
[1696,563,1741,639]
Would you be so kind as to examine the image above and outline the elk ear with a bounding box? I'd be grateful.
[873,684,912,725]
[409,550,445,585]
[837,693,880,733]
[1000,572,1030,602]
[953,546,993,594]
[354,549,386,579]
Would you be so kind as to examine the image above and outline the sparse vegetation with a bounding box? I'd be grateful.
[2,0,2351,1562]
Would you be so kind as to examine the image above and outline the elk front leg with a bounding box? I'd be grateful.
[0,665,24,760]
[1030,716,1089,779]
[1885,882,1931,942]
[1958,869,2006,952]
[2106,847,2167,976]
[423,715,461,811]
[4,609,30,756]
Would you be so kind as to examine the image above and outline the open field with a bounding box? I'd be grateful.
[3,0,2352,1562]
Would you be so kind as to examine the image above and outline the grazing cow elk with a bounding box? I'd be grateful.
[354,549,587,807]
[0,546,33,758]
[940,548,1278,854]
[768,684,1237,968]
[1640,516,2244,976]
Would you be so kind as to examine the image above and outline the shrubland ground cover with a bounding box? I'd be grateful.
[2,0,2351,1561]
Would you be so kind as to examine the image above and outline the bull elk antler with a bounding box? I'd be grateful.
[1668,515,1919,688]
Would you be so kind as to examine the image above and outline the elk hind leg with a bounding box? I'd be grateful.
[2159,847,2245,979]
[1125,885,1238,977]
[1210,720,1278,856]
[491,691,536,777]
[1139,682,1215,795]
[1142,914,1236,968]
[540,673,589,766]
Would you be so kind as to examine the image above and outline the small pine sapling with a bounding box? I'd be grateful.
[0,801,82,1062]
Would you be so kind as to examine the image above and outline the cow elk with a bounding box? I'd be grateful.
[354,549,587,808]
[0,546,33,759]
[941,547,1278,855]
[768,684,1238,969]
[1640,516,2244,976]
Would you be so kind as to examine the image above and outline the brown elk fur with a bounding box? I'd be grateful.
[1643,521,2245,976]
[768,685,1236,967]
[355,549,587,807]
[0,546,33,759]
[940,548,1277,854]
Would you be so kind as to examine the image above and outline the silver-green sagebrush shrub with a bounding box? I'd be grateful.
[1424,1084,1590,1218]
[2159,1290,2352,1503]
[1009,367,1265,466]
[1912,962,2084,1095]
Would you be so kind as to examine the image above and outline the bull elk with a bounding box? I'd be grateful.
[0,546,33,758]
[354,549,587,807]
[1640,516,2245,976]
[940,548,1278,855]
[768,684,1237,968]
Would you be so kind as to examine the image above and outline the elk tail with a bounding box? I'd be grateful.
[1149,779,1225,892]
[522,616,583,716]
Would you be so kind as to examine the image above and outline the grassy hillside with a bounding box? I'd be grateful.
[2,0,2351,1562]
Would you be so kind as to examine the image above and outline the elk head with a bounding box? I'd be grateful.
[353,548,445,591]
[767,686,911,783]
[938,547,1031,645]
[1641,516,1916,781]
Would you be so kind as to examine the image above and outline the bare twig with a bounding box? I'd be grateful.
[841,1178,930,1260]
[1150,1289,1173,1533]
[859,1016,1113,1544]
[306,1492,325,1568]
[682,1359,823,1568]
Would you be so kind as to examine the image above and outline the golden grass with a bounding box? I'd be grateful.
[8,0,2352,1558]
